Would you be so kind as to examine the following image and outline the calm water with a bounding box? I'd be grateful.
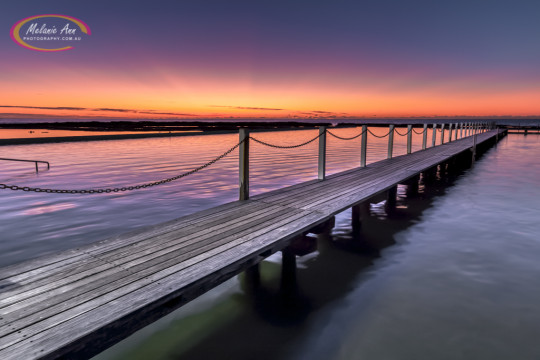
[0,126,435,266]
[2,129,538,359]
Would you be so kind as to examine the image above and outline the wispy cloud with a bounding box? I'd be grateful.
[0,105,86,111]
[92,108,132,112]
[0,105,196,117]
[137,110,197,116]
[210,105,284,111]
[299,110,350,118]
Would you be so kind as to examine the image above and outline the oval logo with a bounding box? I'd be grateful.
[10,14,91,52]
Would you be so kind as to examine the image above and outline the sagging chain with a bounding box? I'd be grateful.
[394,127,413,136]
[412,127,427,135]
[326,128,366,140]
[0,139,244,194]
[250,131,324,148]
[367,128,393,138]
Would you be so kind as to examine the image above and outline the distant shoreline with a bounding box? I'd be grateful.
[1,119,538,146]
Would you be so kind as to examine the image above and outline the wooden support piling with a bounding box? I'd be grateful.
[406,175,420,197]
[386,185,397,211]
[281,249,297,295]
[406,125,412,154]
[360,125,367,167]
[239,128,250,201]
[318,126,327,180]
[245,263,261,292]
[351,203,369,234]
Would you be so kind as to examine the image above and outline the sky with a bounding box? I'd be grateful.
[1,0,540,120]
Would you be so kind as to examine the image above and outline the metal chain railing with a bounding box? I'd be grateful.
[0,139,244,194]
[367,128,393,138]
[394,127,413,136]
[326,128,366,140]
[2,123,481,195]
[249,131,324,148]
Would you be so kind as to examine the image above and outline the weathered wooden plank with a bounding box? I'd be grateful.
[0,207,315,344]
[0,204,296,316]
[2,210,327,359]
[0,201,279,301]
[0,200,263,282]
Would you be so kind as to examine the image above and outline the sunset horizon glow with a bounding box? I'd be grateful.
[2,0,540,122]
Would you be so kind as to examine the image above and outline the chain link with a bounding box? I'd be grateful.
[394,127,413,136]
[367,128,392,138]
[326,128,366,140]
[249,131,323,148]
[0,139,243,194]
[412,127,427,135]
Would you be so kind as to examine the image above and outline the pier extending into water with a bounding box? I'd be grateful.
[0,123,505,359]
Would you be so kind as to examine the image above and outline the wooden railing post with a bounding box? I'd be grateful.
[387,125,395,159]
[440,123,445,145]
[239,128,250,201]
[432,123,437,147]
[448,123,453,142]
[454,123,458,140]
[406,125,413,154]
[360,125,367,167]
[460,123,463,139]
[422,123,428,150]
[318,126,327,180]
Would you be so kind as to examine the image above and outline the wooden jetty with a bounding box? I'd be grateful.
[0,125,506,359]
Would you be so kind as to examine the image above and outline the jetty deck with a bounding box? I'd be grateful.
[0,128,504,359]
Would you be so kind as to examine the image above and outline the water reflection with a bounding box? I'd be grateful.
[96,150,477,360]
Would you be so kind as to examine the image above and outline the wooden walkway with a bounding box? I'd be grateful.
[0,129,503,359]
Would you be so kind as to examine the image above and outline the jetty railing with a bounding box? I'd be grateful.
[0,122,493,197]
[0,157,50,173]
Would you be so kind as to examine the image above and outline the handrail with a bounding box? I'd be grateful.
[0,157,50,172]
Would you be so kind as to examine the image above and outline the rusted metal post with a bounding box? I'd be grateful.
[387,125,395,159]
[318,126,327,180]
[406,125,412,154]
[239,128,250,201]
[360,125,367,167]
